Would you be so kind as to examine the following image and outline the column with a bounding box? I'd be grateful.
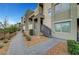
[32,18,35,35]
[37,17,41,36]
[51,4,55,37]
[70,4,77,41]
[25,18,28,32]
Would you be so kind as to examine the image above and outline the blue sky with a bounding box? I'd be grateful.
[0,3,37,24]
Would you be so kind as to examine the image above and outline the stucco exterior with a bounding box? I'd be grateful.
[42,3,77,40]
[22,3,79,41]
[43,3,52,29]
[52,3,77,40]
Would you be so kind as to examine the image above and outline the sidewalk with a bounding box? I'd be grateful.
[7,31,66,55]
[7,31,26,55]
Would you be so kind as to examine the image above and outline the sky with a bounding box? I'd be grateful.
[0,3,37,24]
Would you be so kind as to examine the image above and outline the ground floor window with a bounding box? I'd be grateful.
[54,21,71,32]
[61,21,71,32]
[55,23,61,32]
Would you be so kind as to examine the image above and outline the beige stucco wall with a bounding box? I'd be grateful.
[52,3,77,40]
[43,3,52,29]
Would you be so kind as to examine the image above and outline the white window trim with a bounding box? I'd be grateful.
[53,19,72,23]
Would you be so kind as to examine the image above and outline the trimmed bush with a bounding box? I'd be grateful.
[67,40,79,55]
[24,34,31,41]
[26,35,31,41]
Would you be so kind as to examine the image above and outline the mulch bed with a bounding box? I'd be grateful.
[0,32,4,40]
[0,43,10,55]
[0,32,16,55]
[24,32,48,47]
[46,42,69,55]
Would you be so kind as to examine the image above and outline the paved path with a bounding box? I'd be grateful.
[7,31,26,55]
[7,31,64,55]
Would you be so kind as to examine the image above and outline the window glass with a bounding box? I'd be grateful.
[61,21,71,32]
[62,3,70,12]
[55,23,61,32]
[55,21,71,32]
[55,3,70,14]
[55,4,62,14]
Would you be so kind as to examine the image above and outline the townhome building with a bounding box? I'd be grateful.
[52,3,77,41]
[22,3,79,41]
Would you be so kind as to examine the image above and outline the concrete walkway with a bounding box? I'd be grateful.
[7,31,26,55]
[7,31,64,55]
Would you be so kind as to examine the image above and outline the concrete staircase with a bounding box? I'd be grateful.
[40,25,52,38]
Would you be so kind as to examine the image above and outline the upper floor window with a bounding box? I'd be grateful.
[55,3,70,14]
[62,3,70,12]
[55,4,62,14]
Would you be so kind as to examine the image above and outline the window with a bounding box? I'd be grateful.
[62,3,70,12]
[61,21,71,32]
[54,21,71,32]
[55,23,61,32]
[55,3,70,14]
[55,4,62,14]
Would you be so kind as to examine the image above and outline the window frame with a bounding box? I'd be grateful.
[54,20,71,33]
[54,23,62,32]
[61,21,71,32]
[55,3,70,14]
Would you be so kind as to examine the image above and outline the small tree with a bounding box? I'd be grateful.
[0,16,8,39]
[8,25,18,33]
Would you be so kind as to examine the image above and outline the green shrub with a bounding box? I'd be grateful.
[3,25,18,33]
[67,40,79,55]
